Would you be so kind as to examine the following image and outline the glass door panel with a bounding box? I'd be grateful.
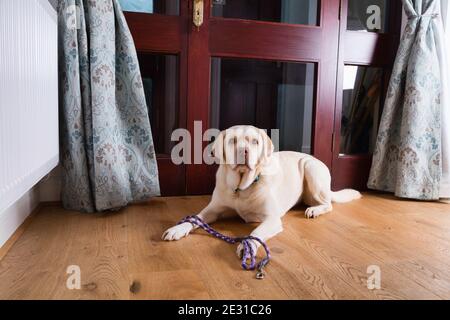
[137,53,180,156]
[340,65,383,155]
[119,0,180,15]
[211,0,320,26]
[210,58,315,154]
[347,0,389,33]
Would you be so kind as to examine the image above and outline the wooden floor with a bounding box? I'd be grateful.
[0,193,450,299]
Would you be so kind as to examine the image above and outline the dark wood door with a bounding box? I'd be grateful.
[186,0,340,194]
[123,0,402,195]
[331,0,402,190]
[124,1,189,195]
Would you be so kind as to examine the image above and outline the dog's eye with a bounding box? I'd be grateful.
[252,139,259,145]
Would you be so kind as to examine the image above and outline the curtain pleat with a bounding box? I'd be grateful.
[58,0,160,212]
[437,0,450,198]
[368,0,443,200]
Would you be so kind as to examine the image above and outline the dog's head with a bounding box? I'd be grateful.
[211,125,274,171]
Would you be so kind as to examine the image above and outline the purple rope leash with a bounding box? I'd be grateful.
[177,215,271,279]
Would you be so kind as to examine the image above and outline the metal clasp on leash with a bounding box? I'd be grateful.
[256,267,266,280]
[255,257,269,280]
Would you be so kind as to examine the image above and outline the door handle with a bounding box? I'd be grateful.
[193,0,204,28]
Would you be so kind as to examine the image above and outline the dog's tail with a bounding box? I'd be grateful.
[331,189,362,203]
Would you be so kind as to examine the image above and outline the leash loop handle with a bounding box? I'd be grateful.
[177,215,271,279]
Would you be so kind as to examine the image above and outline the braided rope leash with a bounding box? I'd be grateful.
[177,215,271,279]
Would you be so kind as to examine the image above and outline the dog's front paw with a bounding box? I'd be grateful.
[162,222,193,241]
[305,207,319,219]
[236,240,259,259]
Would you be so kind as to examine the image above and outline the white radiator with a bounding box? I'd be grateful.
[0,0,58,214]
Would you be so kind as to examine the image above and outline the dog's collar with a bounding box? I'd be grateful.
[234,174,260,193]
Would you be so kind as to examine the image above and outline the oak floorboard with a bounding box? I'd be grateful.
[0,193,449,299]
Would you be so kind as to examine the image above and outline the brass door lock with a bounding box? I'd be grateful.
[193,0,204,28]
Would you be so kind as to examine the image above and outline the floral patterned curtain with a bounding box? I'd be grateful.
[58,0,160,212]
[368,0,445,200]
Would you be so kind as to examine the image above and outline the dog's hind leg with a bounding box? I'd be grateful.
[302,159,333,219]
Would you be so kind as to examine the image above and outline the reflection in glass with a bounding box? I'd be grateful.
[210,58,315,154]
[347,0,388,33]
[137,53,179,155]
[211,0,319,26]
[119,0,180,15]
[340,66,383,155]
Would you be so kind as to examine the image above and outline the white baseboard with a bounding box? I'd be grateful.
[0,185,40,248]
[0,156,58,250]
[0,155,59,214]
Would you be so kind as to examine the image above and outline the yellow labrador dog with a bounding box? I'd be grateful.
[162,125,361,256]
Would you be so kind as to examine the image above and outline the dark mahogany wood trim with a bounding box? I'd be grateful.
[156,158,186,196]
[209,18,323,62]
[311,0,340,170]
[124,12,182,53]
[343,32,397,66]
[333,154,373,190]
[185,0,213,194]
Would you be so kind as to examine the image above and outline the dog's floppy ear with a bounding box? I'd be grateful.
[259,129,274,159]
[211,130,225,164]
